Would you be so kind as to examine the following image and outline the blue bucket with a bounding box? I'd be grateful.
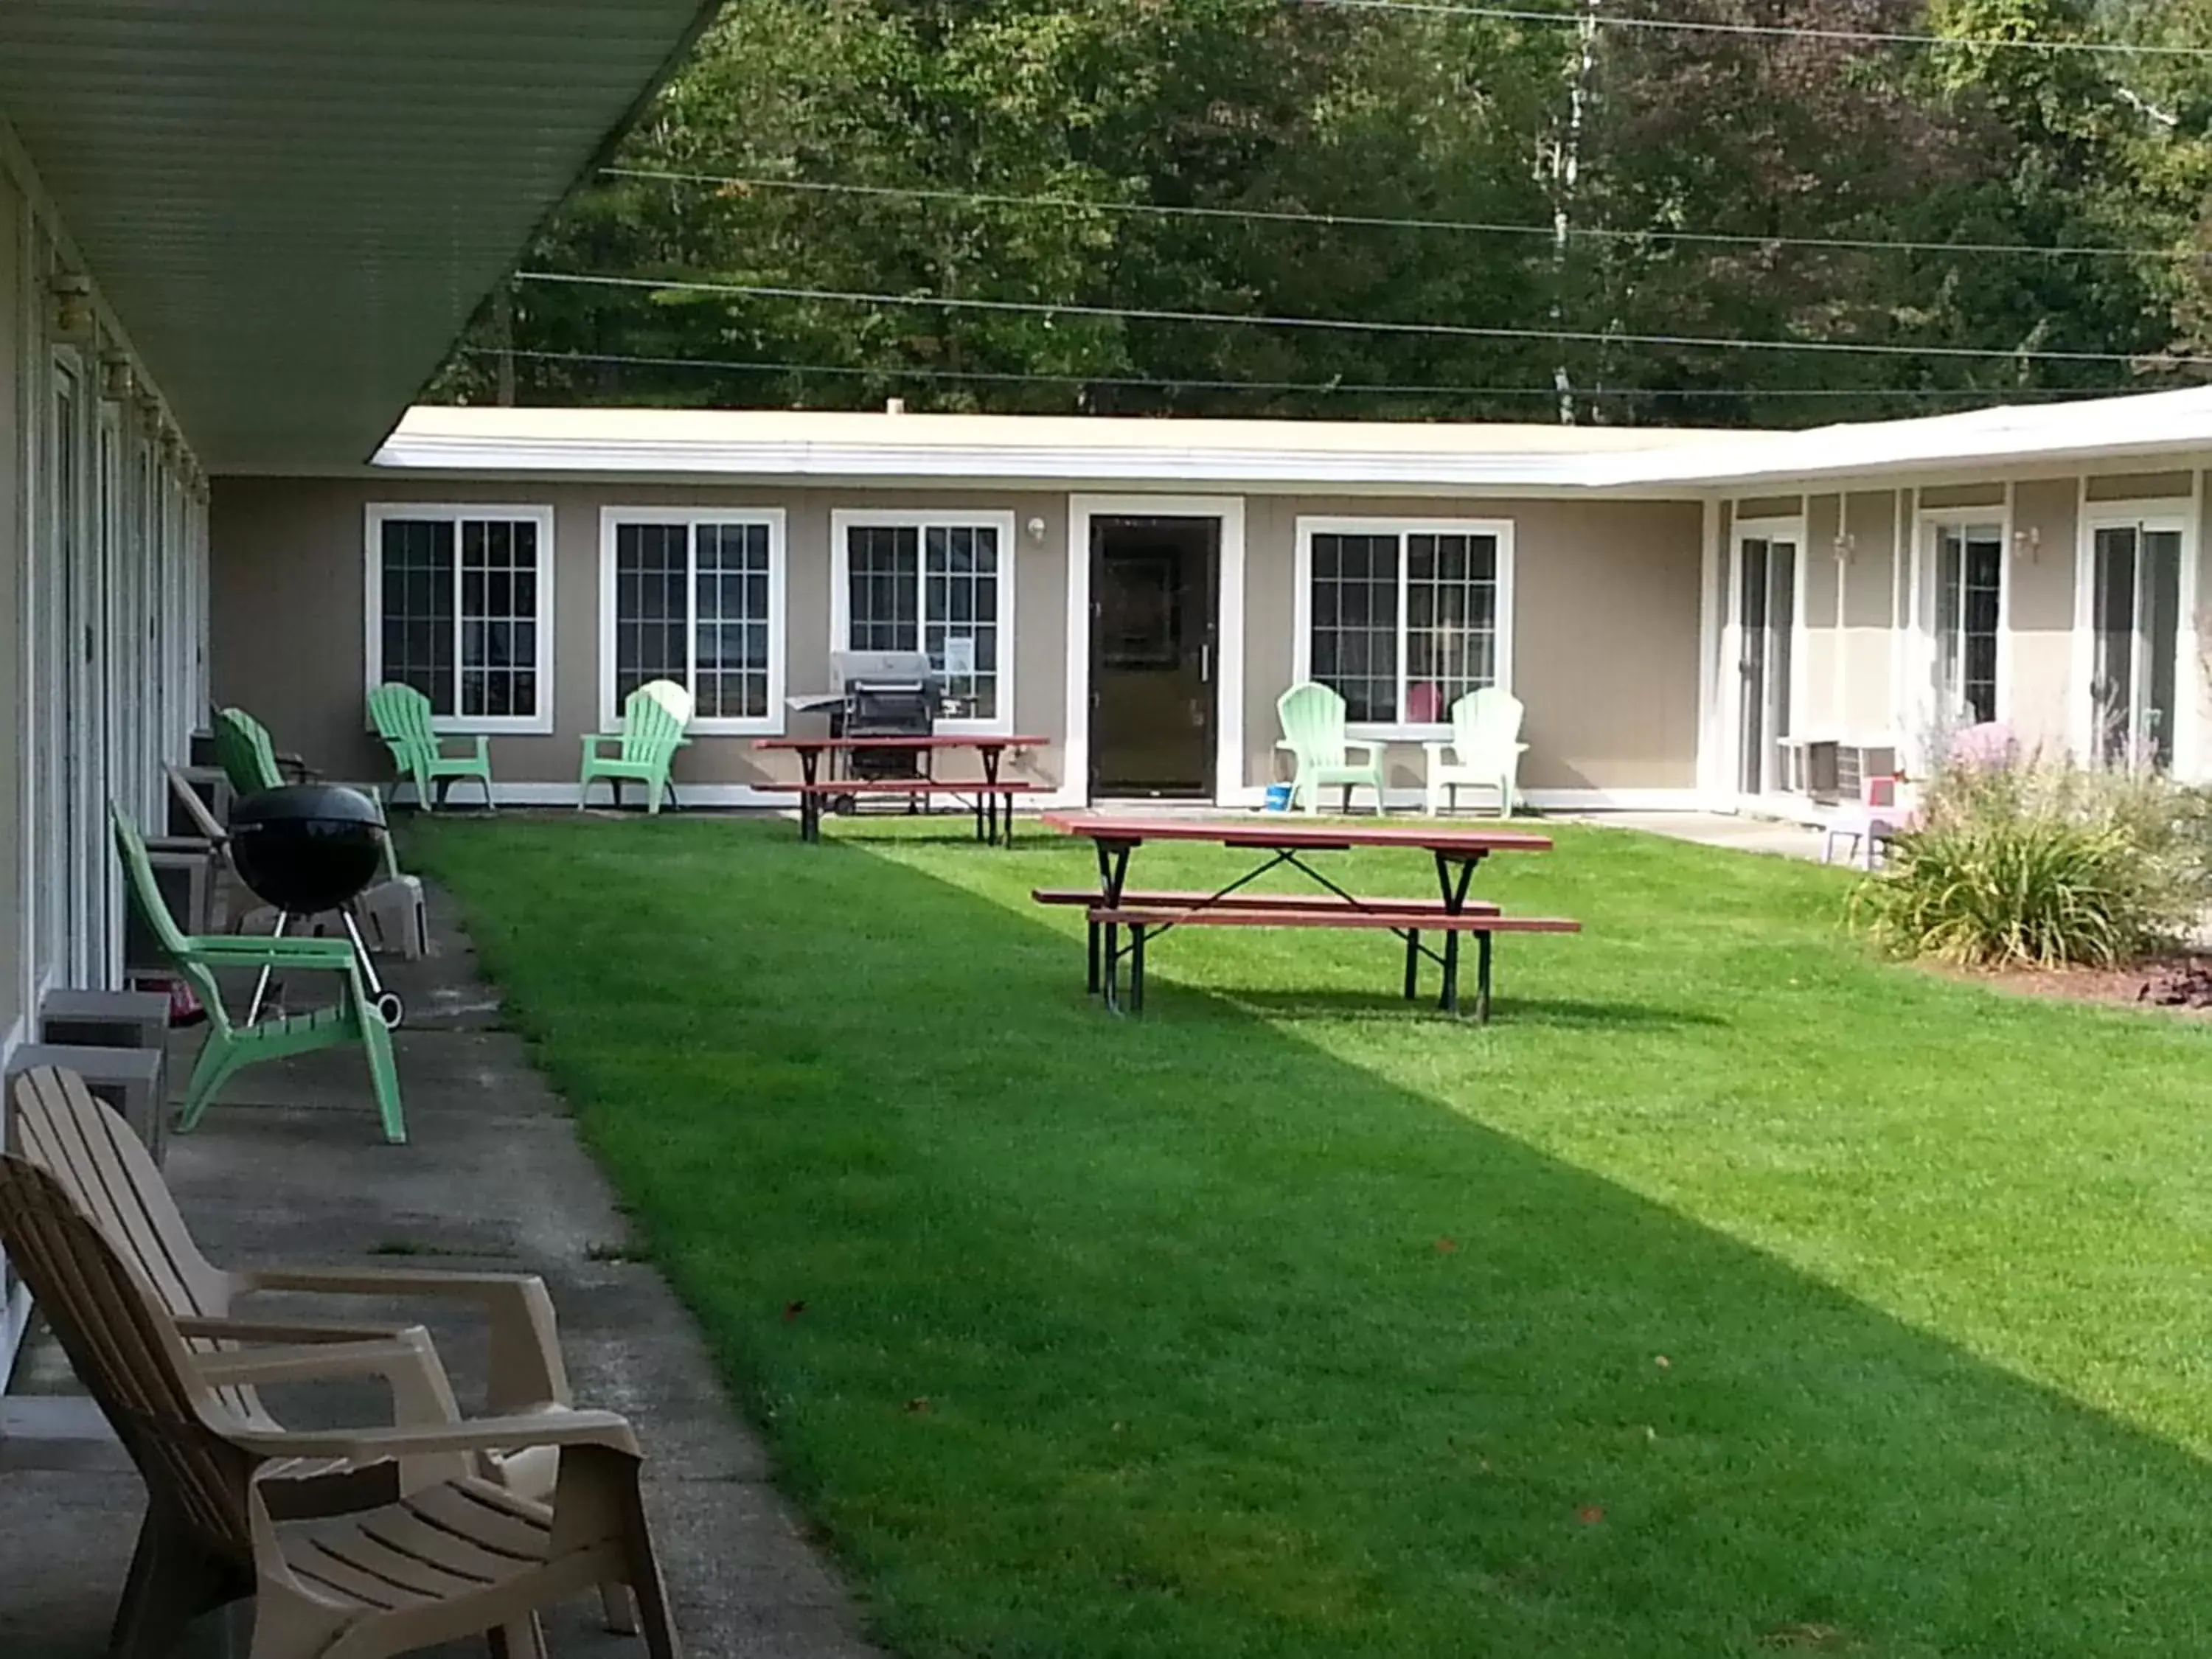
[1264,783,1294,812]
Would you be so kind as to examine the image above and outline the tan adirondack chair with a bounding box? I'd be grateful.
[0,1153,681,1659]
[9,1065,643,1640]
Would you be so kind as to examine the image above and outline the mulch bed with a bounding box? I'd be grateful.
[1939,956,2212,1017]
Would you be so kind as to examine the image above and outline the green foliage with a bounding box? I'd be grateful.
[1854,759,2208,967]
[428,0,2212,423]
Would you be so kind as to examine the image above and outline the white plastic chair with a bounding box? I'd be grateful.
[1821,774,1918,870]
[1422,689,1528,818]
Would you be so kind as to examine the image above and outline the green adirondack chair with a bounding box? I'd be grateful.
[112,804,406,1144]
[369,681,497,810]
[1276,682,1389,815]
[212,705,285,796]
[579,679,694,813]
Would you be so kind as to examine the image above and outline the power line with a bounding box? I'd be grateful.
[1293,0,2212,60]
[512,269,2212,366]
[602,166,2180,262]
[463,346,2148,402]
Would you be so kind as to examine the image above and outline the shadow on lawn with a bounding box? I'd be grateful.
[417,816,2212,1658]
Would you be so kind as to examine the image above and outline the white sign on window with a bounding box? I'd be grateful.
[942,635,976,677]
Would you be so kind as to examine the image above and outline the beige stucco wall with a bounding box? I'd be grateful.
[1239,494,1703,794]
[211,478,1073,796]
[2007,477,2079,758]
[215,479,1706,804]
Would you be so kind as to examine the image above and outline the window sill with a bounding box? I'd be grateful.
[427,718,553,738]
[1344,723,1455,745]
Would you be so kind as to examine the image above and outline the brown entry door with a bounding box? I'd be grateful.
[1091,516,1219,797]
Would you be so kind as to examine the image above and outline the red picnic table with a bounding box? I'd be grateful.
[1037,813,1575,1021]
[754,734,1051,845]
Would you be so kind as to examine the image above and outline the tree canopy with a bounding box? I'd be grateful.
[427,0,2212,428]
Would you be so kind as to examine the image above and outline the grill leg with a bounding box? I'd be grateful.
[1404,929,1420,1001]
[246,912,288,1026]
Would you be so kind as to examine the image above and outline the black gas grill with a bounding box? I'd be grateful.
[827,653,944,783]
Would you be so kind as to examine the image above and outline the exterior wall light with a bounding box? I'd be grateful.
[48,273,94,342]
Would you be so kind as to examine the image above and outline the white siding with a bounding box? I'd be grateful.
[0,112,210,1377]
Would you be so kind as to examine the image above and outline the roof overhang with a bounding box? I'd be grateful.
[0,0,717,474]
[372,406,1733,494]
[1581,384,2212,491]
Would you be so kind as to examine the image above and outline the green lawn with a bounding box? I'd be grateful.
[408,813,2212,1659]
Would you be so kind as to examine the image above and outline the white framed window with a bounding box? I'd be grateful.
[830,509,1017,733]
[1923,518,2004,729]
[1292,517,1514,734]
[363,504,555,733]
[597,507,787,734]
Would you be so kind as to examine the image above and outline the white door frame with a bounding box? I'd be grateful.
[2074,498,2198,773]
[1911,497,2014,747]
[1723,510,1806,806]
[1065,493,1248,807]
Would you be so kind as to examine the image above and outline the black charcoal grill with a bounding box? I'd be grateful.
[228,784,404,1028]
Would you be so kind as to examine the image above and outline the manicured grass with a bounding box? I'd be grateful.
[408,813,2212,1659]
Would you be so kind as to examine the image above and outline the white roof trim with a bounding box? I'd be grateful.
[373,384,2212,494]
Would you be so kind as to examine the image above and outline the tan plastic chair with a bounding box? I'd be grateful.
[0,1153,681,1659]
[8,1067,638,1638]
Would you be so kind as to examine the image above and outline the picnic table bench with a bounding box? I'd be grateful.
[753,734,1051,844]
[1038,813,1579,1022]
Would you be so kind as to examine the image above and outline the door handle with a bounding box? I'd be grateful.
[1200,643,1212,683]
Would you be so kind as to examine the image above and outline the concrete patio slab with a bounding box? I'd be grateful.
[0,883,885,1659]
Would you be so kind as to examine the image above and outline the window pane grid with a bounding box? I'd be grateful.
[613,522,687,708]
[1309,532,1400,724]
[848,526,919,651]
[379,518,457,715]
[458,518,538,719]
[1404,532,1499,723]
[694,521,773,720]
[924,524,999,718]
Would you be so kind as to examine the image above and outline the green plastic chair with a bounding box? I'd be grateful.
[1422,688,1529,817]
[112,804,406,1144]
[369,681,497,810]
[579,679,694,813]
[212,706,286,796]
[1275,682,1388,815]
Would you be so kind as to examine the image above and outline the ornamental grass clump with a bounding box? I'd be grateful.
[1853,757,2208,970]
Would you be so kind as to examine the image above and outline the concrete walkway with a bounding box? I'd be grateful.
[1557,810,1832,861]
[0,885,884,1659]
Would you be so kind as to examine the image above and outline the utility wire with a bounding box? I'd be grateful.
[1292,0,2212,60]
[602,167,2182,262]
[512,269,2212,366]
[464,347,2150,402]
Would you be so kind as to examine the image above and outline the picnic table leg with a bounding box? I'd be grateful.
[1439,931,1459,1015]
[980,744,1004,845]
[796,747,821,843]
[1102,920,1121,1011]
[1403,929,1419,1001]
[1130,924,1147,1015]
[1088,915,1102,995]
[1476,931,1494,1024]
